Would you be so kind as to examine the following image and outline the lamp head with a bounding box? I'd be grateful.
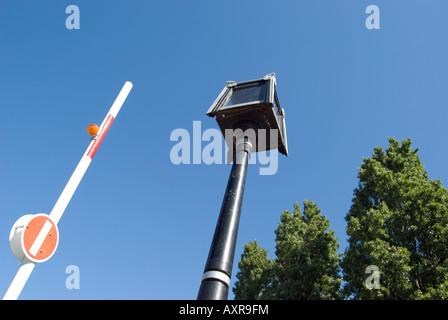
[206,73,288,156]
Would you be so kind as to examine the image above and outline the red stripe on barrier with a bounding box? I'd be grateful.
[86,115,115,159]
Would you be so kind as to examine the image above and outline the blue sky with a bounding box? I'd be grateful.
[1,0,448,299]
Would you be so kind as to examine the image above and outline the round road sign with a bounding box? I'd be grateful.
[9,214,59,263]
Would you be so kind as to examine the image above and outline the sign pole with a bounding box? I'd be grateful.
[2,258,35,300]
[2,81,133,300]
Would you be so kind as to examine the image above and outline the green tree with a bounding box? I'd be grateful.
[341,138,448,299]
[233,200,342,300]
[233,240,274,300]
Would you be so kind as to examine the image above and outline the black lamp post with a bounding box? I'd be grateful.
[197,73,288,300]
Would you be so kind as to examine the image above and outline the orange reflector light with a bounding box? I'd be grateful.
[87,124,99,136]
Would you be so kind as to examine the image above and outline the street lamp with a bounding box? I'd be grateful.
[197,73,288,300]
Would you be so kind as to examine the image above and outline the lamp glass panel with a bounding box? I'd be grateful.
[224,84,266,107]
[273,95,282,126]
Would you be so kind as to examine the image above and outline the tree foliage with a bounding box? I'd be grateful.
[234,138,448,300]
[232,240,274,300]
[341,138,448,299]
[233,201,341,300]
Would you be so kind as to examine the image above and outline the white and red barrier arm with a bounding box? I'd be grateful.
[2,81,133,300]
[49,81,133,225]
